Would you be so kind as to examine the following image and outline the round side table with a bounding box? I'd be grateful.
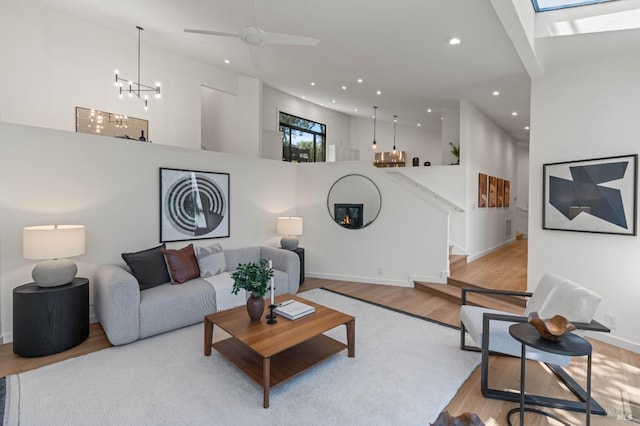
[507,323,592,426]
[13,277,89,357]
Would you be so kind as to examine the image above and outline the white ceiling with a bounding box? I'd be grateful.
[36,0,533,141]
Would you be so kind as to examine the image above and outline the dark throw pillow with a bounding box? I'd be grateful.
[162,244,200,284]
[122,244,171,290]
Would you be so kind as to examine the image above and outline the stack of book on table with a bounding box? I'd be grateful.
[274,300,315,320]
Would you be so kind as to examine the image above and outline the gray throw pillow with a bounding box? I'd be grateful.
[122,244,171,290]
[194,243,226,278]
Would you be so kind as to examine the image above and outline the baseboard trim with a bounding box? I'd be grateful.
[409,274,447,284]
[468,237,516,263]
[588,332,640,354]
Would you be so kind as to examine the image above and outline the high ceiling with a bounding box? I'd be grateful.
[36,0,532,141]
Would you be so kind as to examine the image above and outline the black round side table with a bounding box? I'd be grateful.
[507,323,592,426]
[13,277,89,357]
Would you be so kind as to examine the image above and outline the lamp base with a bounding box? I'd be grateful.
[280,235,299,251]
[32,258,77,287]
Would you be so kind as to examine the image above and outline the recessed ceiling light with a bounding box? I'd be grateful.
[449,37,461,45]
[341,86,347,90]
[357,78,363,83]
[417,123,422,127]
[310,81,316,86]
[376,90,382,95]
[441,116,444,120]
[354,108,358,112]
[332,100,336,103]
[512,111,518,116]
[525,126,530,130]
[492,90,500,96]
[224,59,231,64]
[427,108,432,113]
[301,96,306,100]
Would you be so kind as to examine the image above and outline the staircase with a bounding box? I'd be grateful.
[414,246,526,314]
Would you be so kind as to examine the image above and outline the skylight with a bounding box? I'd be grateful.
[531,0,617,12]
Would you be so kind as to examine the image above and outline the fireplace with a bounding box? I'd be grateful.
[334,203,364,229]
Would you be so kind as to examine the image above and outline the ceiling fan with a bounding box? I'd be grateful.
[184,0,319,68]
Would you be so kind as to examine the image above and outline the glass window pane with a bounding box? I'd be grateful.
[279,112,326,163]
[532,0,617,12]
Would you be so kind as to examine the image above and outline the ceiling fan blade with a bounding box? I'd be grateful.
[184,29,240,39]
[249,45,261,69]
[263,32,320,46]
[245,0,258,28]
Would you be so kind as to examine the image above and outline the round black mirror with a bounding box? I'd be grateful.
[327,174,382,229]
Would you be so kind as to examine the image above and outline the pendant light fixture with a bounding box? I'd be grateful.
[114,26,161,110]
[371,106,378,150]
[392,115,398,153]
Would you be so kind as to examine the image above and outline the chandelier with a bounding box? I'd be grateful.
[371,106,378,150]
[392,115,398,153]
[114,26,161,110]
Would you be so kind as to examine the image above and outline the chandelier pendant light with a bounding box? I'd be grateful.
[115,26,161,110]
[392,115,398,153]
[371,106,378,150]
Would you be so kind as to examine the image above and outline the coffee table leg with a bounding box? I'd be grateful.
[346,319,355,357]
[263,357,271,408]
[204,318,213,356]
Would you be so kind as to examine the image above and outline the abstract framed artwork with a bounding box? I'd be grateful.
[504,180,511,207]
[478,173,488,208]
[543,154,638,235]
[497,178,504,207]
[160,168,230,242]
[489,176,497,207]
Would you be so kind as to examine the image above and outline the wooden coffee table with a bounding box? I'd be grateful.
[204,294,355,408]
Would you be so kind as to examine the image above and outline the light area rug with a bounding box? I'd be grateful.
[3,289,480,426]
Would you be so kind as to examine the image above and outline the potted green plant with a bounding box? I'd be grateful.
[449,142,460,165]
[231,259,274,320]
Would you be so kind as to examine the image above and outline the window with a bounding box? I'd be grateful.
[279,112,326,163]
[531,0,617,12]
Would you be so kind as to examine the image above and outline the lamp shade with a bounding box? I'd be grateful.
[23,225,85,260]
[276,217,303,236]
[276,217,302,251]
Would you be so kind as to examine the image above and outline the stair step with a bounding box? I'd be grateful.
[449,254,468,271]
[414,281,525,314]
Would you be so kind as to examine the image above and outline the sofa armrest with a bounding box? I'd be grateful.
[260,246,300,294]
[94,264,141,346]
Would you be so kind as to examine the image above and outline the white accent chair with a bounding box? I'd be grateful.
[459,273,609,415]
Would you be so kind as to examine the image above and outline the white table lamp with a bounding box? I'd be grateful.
[23,225,85,287]
[277,217,303,250]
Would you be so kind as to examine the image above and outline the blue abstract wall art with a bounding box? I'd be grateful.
[543,155,637,235]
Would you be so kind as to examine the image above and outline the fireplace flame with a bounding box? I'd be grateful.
[341,215,352,225]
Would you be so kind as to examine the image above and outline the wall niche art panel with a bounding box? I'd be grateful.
[478,173,488,208]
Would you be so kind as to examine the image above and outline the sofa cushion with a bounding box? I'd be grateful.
[162,244,200,284]
[194,243,226,278]
[122,244,171,290]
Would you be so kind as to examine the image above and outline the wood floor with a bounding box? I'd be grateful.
[1,239,638,425]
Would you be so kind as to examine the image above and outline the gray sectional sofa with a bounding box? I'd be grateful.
[94,246,300,345]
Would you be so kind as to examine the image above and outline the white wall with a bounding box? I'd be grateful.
[514,141,530,236]
[262,86,352,148]
[0,1,238,149]
[0,122,297,342]
[297,162,450,286]
[202,77,262,157]
[461,100,519,259]
[529,52,640,351]
[350,117,442,165]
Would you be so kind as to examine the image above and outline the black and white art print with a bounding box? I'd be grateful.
[543,154,637,236]
[160,168,230,242]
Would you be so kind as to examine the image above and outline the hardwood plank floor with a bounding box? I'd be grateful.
[1,240,637,425]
